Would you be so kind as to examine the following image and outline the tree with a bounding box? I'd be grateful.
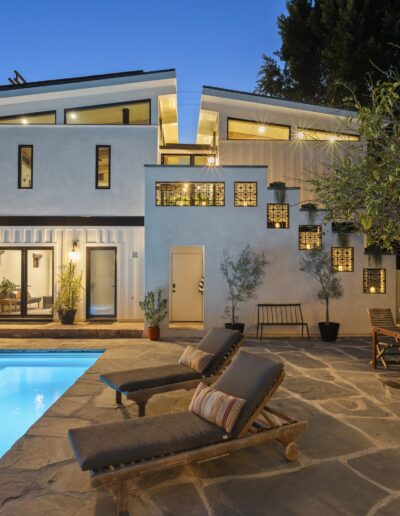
[256,0,400,105]
[299,247,343,323]
[219,245,267,324]
[311,79,400,252]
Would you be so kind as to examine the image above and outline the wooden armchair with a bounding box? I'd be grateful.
[367,308,400,369]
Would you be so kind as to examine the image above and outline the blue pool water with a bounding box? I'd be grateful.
[0,350,103,457]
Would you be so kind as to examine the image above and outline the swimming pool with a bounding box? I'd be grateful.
[0,350,103,457]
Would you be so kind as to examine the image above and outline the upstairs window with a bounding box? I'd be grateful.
[96,146,111,189]
[227,118,290,141]
[267,203,289,228]
[296,128,359,141]
[234,182,257,206]
[0,111,56,125]
[161,154,215,166]
[299,225,322,250]
[156,182,224,206]
[65,100,150,125]
[18,145,33,189]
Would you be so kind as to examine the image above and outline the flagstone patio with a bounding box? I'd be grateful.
[0,336,399,515]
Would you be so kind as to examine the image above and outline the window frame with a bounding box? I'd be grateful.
[18,145,33,189]
[227,116,291,141]
[96,145,111,190]
[155,181,225,207]
[160,154,214,166]
[0,110,56,125]
[296,126,360,141]
[64,99,151,125]
[363,268,386,294]
[331,246,354,272]
[298,225,322,250]
[234,181,258,207]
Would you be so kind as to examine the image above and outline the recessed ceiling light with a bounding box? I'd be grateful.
[258,125,266,133]
[21,118,28,125]
[297,131,305,139]
[70,112,77,120]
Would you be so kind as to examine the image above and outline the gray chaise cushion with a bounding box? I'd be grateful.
[197,327,241,375]
[214,350,283,437]
[100,364,201,393]
[68,411,225,471]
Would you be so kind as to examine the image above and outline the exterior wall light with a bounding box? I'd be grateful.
[69,241,79,261]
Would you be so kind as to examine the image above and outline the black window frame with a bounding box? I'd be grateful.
[0,110,56,125]
[227,117,291,141]
[331,246,354,272]
[234,181,258,207]
[155,181,225,207]
[160,154,215,166]
[298,225,322,250]
[363,268,386,294]
[267,203,290,228]
[96,145,111,190]
[64,99,151,125]
[18,145,33,189]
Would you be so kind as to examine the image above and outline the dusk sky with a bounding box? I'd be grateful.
[0,0,287,142]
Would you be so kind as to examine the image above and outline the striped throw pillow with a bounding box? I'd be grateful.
[179,345,214,373]
[189,382,246,433]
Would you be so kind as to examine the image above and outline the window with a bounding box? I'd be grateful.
[161,154,215,166]
[296,128,359,141]
[0,111,56,125]
[234,182,257,207]
[18,145,33,189]
[299,225,322,250]
[331,247,354,272]
[363,268,386,294]
[156,182,224,206]
[267,204,289,228]
[227,118,290,141]
[65,100,150,125]
[96,146,111,189]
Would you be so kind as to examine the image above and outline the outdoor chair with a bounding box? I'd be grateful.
[100,327,244,416]
[69,350,307,515]
[367,308,400,369]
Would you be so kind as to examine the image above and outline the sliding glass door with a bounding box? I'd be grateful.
[0,248,53,318]
[86,248,117,319]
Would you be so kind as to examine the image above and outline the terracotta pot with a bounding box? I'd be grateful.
[148,326,160,341]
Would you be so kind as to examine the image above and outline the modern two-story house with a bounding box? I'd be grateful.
[0,69,397,334]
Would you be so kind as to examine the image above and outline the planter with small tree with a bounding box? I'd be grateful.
[52,261,84,325]
[139,289,168,341]
[299,247,344,342]
[0,278,17,299]
[220,245,267,333]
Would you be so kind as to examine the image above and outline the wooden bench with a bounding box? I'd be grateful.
[257,303,310,340]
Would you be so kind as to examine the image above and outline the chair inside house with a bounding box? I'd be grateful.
[99,327,244,415]
[367,308,400,369]
[68,350,307,515]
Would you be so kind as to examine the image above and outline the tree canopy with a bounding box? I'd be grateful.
[256,0,400,105]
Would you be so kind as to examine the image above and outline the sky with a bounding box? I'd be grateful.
[0,0,287,142]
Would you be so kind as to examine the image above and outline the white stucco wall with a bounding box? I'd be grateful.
[145,165,396,336]
[0,125,157,215]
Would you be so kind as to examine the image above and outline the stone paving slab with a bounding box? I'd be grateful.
[0,336,399,515]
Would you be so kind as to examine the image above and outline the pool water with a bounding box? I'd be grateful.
[0,350,103,457]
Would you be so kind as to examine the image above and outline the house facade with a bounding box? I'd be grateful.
[0,70,397,334]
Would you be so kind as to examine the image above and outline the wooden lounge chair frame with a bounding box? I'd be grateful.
[90,370,307,515]
[368,308,400,369]
[117,335,246,416]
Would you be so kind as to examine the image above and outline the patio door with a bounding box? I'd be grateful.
[86,247,117,319]
[0,247,54,319]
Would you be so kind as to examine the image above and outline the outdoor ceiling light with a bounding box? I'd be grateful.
[70,112,77,120]
[297,131,305,139]
[21,118,28,125]
[69,240,79,262]
[207,156,216,165]
[258,125,266,133]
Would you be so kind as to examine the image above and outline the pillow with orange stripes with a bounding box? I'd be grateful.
[179,345,214,373]
[189,382,246,433]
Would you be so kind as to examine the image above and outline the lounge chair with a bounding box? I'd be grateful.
[368,308,400,369]
[100,327,244,416]
[69,350,307,515]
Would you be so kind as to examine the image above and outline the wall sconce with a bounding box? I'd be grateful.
[69,241,79,262]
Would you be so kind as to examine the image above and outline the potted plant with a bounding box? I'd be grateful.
[299,247,344,342]
[0,277,17,298]
[139,289,168,341]
[220,245,267,333]
[52,261,84,325]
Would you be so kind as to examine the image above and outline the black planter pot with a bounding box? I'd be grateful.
[318,322,340,342]
[59,309,77,325]
[225,322,245,334]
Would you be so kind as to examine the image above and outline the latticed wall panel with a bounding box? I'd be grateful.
[156,182,225,206]
[331,247,354,272]
[267,203,289,228]
[234,182,257,207]
[363,268,386,294]
[298,225,322,250]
